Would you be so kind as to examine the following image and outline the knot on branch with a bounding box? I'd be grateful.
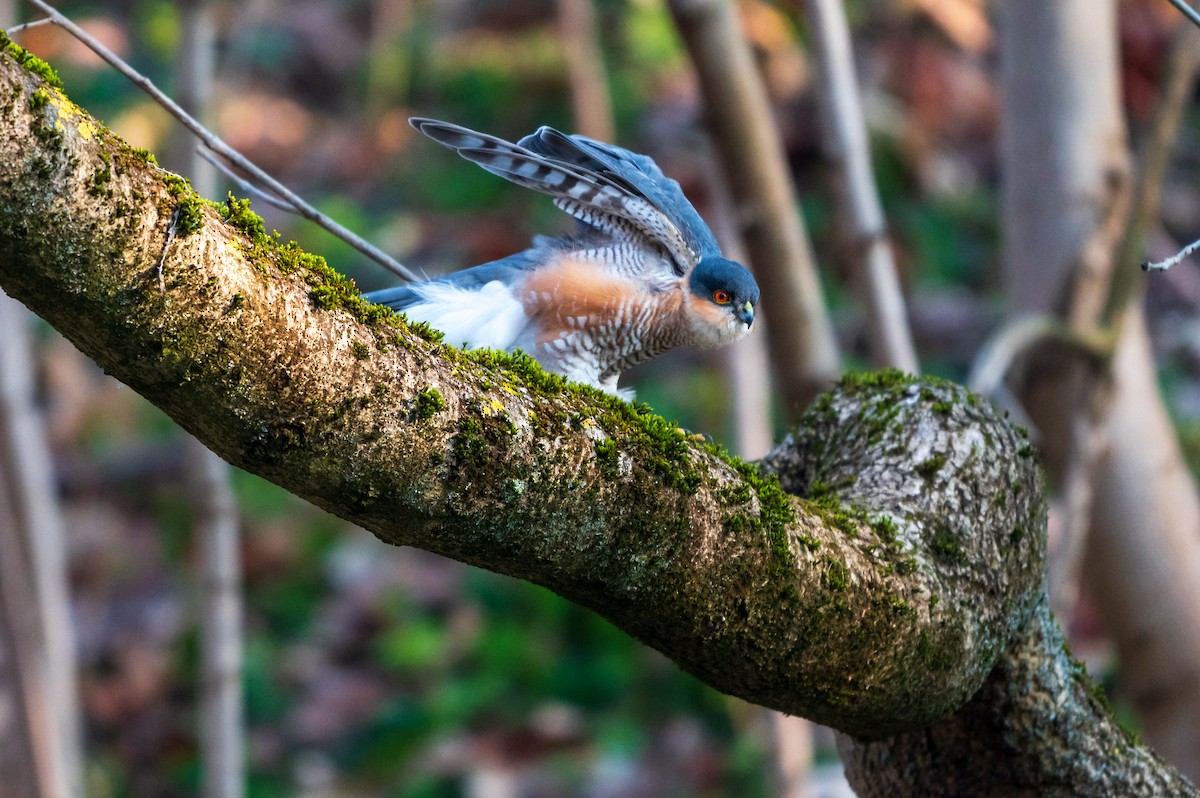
[759,371,1047,737]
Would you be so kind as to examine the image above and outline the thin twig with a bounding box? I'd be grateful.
[197,147,295,212]
[1127,23,1200,280]
[23,0,420,282]
[1167,0,1200,30]
[196,141,424,280]
[4,16,50,34]
[1142,236,1200,272]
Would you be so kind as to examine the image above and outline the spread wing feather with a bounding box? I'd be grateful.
[517,126,721,260]
[410,117,714,277]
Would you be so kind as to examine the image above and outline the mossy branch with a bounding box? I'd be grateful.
[0,41,1194,794]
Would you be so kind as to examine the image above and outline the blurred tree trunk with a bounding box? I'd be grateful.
[1084,304,1200,778]
[365,0,413,119]
[0,486,49,798]
[806,0,917,373]
[557,0,613,143]
[669,0,841,418]
[1,4,32,791]
[0,291,80,797]
[171,3,246,797]
[1000,1,1127,323]
[1000,0,1200,780]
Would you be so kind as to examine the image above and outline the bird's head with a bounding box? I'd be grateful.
[686,256,759,347]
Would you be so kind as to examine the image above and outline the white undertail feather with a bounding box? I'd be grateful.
[401,281,527,351]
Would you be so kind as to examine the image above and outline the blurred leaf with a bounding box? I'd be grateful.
[386,775,463,798]
[896,191,997,290]
[135,0,181,59]
[232,469,301,519]
[426,670,513,727]
[623,0,685,69]
[246,772,293,798]
[376,618,449,671]
[595,716,648,756]
[334,696,431,774]
[243,638,291,723]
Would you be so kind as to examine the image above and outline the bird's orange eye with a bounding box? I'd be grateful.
[713,290,731,304]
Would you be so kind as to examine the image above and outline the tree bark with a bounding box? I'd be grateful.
[838,600,1186,798]
[0,40,1195,795]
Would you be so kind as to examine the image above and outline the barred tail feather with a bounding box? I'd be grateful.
[409,117,697,271]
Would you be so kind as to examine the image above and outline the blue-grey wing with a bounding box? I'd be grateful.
[363,249,543,310]
[410,117,714,279]
[518,126,721,261]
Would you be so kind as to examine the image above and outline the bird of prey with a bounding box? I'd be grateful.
[365,118,759,398]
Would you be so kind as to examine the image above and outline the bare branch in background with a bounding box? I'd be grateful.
[1082,20,1200,780]
[967,315,1111,617]
[771,712,815,798]
[668,0,841,418]
[187,437,244,798]
[1143,238,1200,271]
[0,488,57,798]
[806,0,918,373]
[1047,394,1107,621]
[0,3,82,777]
[3,16,47,34]
[557,0,614,143]
[198,147,296,212]
[1166,0,1200,30]
[967,315,1109,433]
[1119,24,1200,289]
[14,0,420,283]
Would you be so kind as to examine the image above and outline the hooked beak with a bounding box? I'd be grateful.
[737,301,755,328]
